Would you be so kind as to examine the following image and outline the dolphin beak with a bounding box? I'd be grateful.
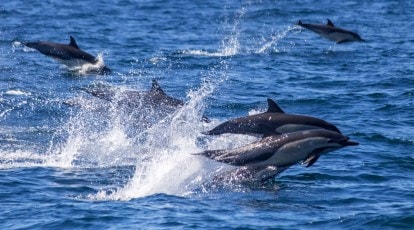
[344,140,359,146]
[329,136,359,146]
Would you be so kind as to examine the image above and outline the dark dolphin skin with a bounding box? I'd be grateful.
[196,129,358,181]
[298,19,365,44]
[83,80,184,109]
[22,36,110,74]
[204,98,341,137]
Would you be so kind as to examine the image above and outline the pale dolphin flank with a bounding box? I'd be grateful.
[83,79,184,109]
[22,36,110,74]
[204,98,341,137]
[297,19,365,44]
[196,129,358,181]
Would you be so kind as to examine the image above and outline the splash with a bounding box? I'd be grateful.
[90,79,217,200]
[71,53,109,75]
[255,25,300,54]
[178,7,245,57]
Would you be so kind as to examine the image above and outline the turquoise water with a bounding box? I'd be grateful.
[1,0,413,229]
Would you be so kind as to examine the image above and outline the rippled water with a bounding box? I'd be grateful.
[1,0,413,229]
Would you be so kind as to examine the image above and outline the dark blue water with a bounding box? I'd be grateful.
[1,0,413,229]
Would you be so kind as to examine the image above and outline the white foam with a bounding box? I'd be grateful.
[4,89,31,96]
[75,53,108,75]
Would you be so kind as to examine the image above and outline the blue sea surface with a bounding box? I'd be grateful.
[1,0,413,229]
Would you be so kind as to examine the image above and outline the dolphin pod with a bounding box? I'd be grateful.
[298,19,365,44]
[198,98,358,182]
[22,36,110,74]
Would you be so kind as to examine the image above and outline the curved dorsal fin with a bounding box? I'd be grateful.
[266,98,285,113]
[327,19,335,27]
[69,36,80,49]
[151,79,165,94]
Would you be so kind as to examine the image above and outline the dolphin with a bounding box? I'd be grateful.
[204,98,341,137]
[297,19,365,44]
[22,36,110,74]
[83,80,184,109]
[196,129,358,180]
[82,80,211,123]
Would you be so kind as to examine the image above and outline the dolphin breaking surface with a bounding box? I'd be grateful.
[22,36,110,74]
[197,129,358,182]
[297,19,365,44]
[198,98,358,182]
[204,98,341,137]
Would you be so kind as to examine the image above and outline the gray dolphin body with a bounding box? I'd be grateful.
[22,36,110,74]
[83,80,210,122]
[298,19,365,44]
[197,129,358,181]
[83,80,184,109]
[204,98,341,137]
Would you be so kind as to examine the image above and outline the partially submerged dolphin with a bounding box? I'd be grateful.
[204,98,341,137]
[22,36,110,74]
[83,79,184,109]
[297,19,365,44]
[196,129,358,181]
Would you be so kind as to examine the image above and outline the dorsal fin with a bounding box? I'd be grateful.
[327,19,335,27]
[151,80,165,94]
[69,36,80,49]
[266,98,285,113]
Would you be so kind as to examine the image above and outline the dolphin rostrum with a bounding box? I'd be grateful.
[204,98,341,137]
[196,129,358,180]
[297,19,365,44]
[22,36,110,74]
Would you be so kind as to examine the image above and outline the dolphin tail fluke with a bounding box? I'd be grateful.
[194,149,243,165]
[194,149,225,159]
[100,65,111,74]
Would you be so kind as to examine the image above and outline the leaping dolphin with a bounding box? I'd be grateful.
[204,98,341,137]
[22,36,110,74]
[82,80,210,122]
[83,80,184,109]
[297,19,365,44]
[196,129,358,180]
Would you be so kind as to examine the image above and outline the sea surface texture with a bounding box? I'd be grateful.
[1,0,413,229]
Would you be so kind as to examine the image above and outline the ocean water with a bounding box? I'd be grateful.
[1,0,413,229]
